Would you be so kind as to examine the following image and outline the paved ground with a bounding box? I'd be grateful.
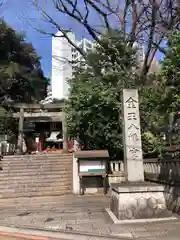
[0,195,179,239]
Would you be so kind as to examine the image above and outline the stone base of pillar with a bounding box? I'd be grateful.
[109,182,174,222]
[108,172,126,187]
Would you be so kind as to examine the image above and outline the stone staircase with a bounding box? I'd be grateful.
[0,153,73,198]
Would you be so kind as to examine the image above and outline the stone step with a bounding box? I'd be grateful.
[0,174,72,180]
[2,158,72,163]
[1,169,71,173]
[2,159,72,165]
[2,165,72,171]
[0,175,72,181]
[2,155,72,159]
[0,168,72,174]
[0,178,72,186]
[5,158,72,163]
[1,186,72,193]
[2,164,72,168]
[0,164,72,172]
[2,157,72,161]
[2,164,72,169]
[2,160,72,164]
[0,177,72,183]
[0,190,72,198]
[1,181,72,190]
[0,180,72,186]
[1,170,72,174]
[0,184,72,192]
[2,153,72,158]
[2,155,73,161]
[0,173,72,181]
[1,174,73,182]
[0,183,72,192]
[2,167,72,171]
[2,170,72,175]
[0,154,74,198]
[0,184,72,191]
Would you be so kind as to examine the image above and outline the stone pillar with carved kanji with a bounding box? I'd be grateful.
[122,89,144,182]
[109,89,169,221]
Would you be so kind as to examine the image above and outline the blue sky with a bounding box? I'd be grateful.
[2,0,102,77]
[2,0,52,77]
[2,0,87,77]
[2,0,164,77]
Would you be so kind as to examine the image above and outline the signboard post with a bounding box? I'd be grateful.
[74,150,109,195]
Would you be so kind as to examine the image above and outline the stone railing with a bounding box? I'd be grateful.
[109,160,124,173]
[144,157,180,184]
[144,158,160,182]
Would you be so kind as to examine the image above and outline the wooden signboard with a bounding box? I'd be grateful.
[79,160,106,173]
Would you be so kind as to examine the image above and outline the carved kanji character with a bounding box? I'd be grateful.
[128,133,139,142]
[127,112,137,120]
[129,148,139,160]
[125,97,137,108]
[128,124,139,130]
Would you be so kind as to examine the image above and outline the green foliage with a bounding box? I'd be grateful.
[0,106,17,139]
[142,131,165,155]
[0,19,48,103]
[161,30,180,112]
[67,29,180,156]
[140,30,180,152]
[139,75,168,134]
[66,30,139,157]
[140,30,180,151]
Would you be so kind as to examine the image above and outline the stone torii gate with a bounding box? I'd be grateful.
[10,103,68,153]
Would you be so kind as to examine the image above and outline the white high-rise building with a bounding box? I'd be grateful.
[50,32,94,101]
[51,31,75,100]
[133,42,145,64]
[42,32,145,103]
[40,85,53,104]
[72,38,94,69]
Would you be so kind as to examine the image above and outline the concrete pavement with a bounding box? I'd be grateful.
[0,195,179,239]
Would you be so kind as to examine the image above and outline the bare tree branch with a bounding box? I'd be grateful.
[141,0,158,76]
[30,0,180,76]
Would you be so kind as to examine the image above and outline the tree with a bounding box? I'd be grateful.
[66,29,171,155]
[66,31,138,157]
[0,19,48,104]
[161,30,180,113]
[31,0,180,76]
[139,79,167,154]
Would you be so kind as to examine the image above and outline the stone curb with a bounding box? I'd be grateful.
[0,225,133,240]
[106,208,178,224]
